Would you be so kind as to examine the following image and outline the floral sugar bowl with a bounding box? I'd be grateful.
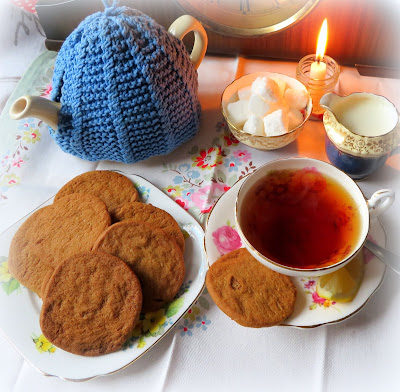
[321,92,400,180]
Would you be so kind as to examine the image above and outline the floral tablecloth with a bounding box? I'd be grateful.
[1,2,400,391]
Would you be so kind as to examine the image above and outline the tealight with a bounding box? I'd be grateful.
[297,55,340,120]
[310,20,328,80]
[297,19,340,120]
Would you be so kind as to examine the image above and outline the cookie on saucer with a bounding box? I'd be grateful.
[206,248,296,328]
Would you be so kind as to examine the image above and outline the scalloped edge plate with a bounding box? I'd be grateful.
[0,172,208,381]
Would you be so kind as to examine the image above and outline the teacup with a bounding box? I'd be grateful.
[235,157,394,277]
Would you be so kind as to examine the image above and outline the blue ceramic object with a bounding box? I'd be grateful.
[325,136,391,180]
[322,92,399,180]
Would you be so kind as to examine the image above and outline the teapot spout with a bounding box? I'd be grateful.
[9,96,61,130]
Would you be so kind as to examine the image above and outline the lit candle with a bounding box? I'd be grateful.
[310,19,328,80]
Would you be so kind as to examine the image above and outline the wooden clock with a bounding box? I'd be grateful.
[36,0,399,69]
[175,0,320,37]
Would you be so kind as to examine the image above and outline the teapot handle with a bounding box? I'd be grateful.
[168,15,208,69]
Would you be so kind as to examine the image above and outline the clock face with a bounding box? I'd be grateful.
[175,0,320,36]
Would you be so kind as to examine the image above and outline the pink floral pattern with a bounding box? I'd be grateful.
[191,183,226,214]
[192,147,224,170]
[233,150,251,162]
[0,64,53,202]
[179,288,212,337]
[212,225,242,255]
[0,118,43,201]
[223,133,239,147]
[175,198,189,211]
[162,121,256,220]
[301,279,338,311]
[34,66,53,98]
[11,0,38,14]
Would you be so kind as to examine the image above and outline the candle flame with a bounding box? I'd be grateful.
[316,19,328,61]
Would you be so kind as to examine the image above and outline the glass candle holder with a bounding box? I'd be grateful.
[296,54,340,120]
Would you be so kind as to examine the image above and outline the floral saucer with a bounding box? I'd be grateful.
[0,173,208,381]
[204,177,386,328]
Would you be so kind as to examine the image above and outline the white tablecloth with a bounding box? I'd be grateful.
[1,3,400,391]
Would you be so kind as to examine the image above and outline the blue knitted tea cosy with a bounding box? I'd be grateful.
[50,1,202,163]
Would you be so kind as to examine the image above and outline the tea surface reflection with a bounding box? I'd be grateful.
[239,168,361,269]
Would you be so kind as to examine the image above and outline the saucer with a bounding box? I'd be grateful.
[204,177,386,328]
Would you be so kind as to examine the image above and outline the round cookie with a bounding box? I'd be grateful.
[55,171,139,219]
[8,193,111,297]
[113,202,185,253]
[206,248,296,328]
[40,252,142,356]
[93,221,185,313]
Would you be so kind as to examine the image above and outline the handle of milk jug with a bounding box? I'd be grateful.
[168,15,208,69]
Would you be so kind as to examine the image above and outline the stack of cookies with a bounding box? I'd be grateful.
[8,171,185,356]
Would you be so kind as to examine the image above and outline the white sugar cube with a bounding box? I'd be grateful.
[227,99,249,127]
[284,88,309,110]
[238,86,251,100]
[270,77,287,98]
[263,109,289,136]
[288,109,304,130]
[248,94,272,117]
[243,114,265,136]
[251,77,280,102]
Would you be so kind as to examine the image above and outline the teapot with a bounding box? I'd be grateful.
[9,1,207,164]
[321,92,400,180]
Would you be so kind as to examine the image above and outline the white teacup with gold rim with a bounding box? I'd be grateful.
[235,157,394,277]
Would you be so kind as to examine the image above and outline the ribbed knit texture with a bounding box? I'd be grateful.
[50,2,201,163]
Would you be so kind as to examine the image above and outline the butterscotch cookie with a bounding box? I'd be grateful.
[55,170,139,219]
[206,248,296,328]
[113,202,185,253]
[93,221,185,313]
[8,193,111,297]
[40,252,142,356]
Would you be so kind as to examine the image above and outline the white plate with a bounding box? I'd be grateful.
[0,173,207,381]
[205,177,386,328]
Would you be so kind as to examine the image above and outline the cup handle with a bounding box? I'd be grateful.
[168,15,208,69]
[368,189,395,220]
